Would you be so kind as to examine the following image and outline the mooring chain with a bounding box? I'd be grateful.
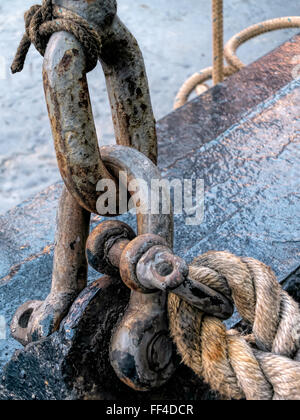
[11,0,102,74]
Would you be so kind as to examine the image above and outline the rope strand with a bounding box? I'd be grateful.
[212,0,224,85]
[168,251,300,400]
[11,0,102,74]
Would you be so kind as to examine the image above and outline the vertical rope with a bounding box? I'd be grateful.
[212,0,224,85]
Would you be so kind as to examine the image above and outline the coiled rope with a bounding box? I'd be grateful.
[168,251,300,400]
[225,16,300,71]
[174,0,300,109]
[11,0,102,74]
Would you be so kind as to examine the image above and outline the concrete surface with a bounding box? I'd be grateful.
[0,0,300,212]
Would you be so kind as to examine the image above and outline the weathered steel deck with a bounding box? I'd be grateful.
[0,35,299,399]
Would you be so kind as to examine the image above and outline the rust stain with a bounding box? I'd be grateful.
[44,59,114,214]
[57,49,79,74]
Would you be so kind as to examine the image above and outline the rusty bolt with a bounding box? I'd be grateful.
[136,246,234,320]
[136,245,189,292]
[86,225,234,320]
[119,234,169,294]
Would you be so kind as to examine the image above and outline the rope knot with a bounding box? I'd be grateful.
[168,251,300,400]
[11,0,102,74]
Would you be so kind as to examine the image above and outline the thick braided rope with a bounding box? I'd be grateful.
[212,0,224,85]
[11,0,102,74]
[168,251,300,400]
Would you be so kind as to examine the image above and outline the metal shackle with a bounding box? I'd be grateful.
[44,0,157,215]
[11,0,158,344]
[86,145,177,391]
[123,241,234,320]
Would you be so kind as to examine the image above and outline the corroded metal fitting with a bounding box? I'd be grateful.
[11,301,43,346]
[87,226,234,321]
[86,220,136,277]
[134,244,189,292]
[11,187,90,345]
[136,247,234,320]
[11,0,158,345]
[119,234,170,293]
[85,145,176,392]
[44,0,158,215]
[86,226,178,391]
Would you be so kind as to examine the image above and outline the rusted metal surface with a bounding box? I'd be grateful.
[120,234,169,294]
[110,290,175,392]
[86,145,176,391]
[53,1,157,163]
[11,0,159,347]
[137,247,233,320]
[107,238,130,270]
[11,186,90,345]
[100,145,173,245]
[88,228,234,321]
[136,245,189,291]
[170,278,233,319]
[99,15,157,163]
[86,220,135,276]
[10,301,42,347]
[43,32,114,215]
[43,1,157,215]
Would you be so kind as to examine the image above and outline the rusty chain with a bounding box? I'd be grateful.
[9,0,171,392]
[11,0,157,340]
